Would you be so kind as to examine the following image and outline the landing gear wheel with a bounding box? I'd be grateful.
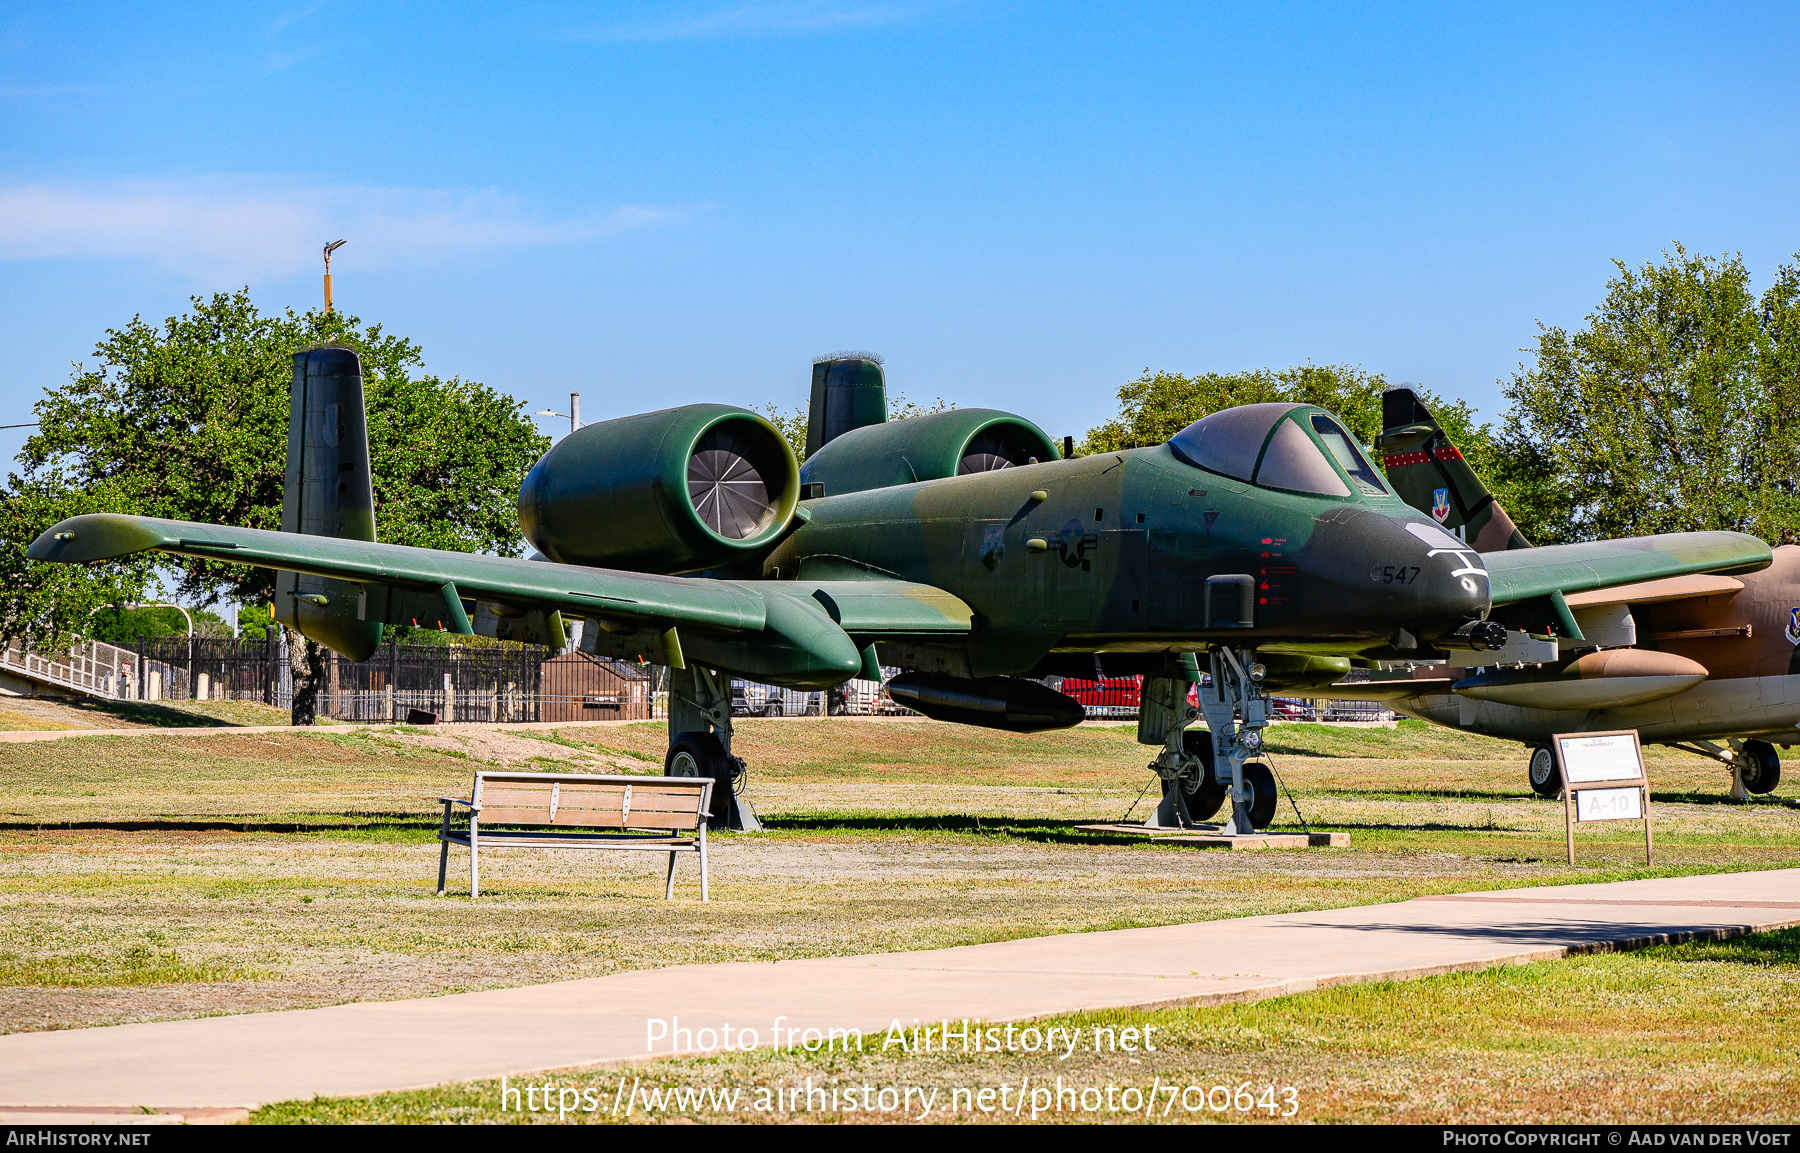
[1242,761,1278,830]
[1161,731,1227,822]
[666,731,732,826]
[1740,740,1782,795]
[1528,744,1561,798]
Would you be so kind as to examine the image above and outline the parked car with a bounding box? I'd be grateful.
[731,680,825,717]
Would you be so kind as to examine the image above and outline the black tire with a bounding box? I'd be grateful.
[1242,761,1278,830]
[1741,740,1782,795]
[1160,730,1227,822]
[764,700,783,718]
[1528,744,1561,798]
[665,730,732,826]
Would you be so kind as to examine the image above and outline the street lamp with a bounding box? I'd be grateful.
[535,392,582,438]
[323,239,347,313]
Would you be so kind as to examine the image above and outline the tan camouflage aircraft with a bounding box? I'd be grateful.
[1315,387,1793,800]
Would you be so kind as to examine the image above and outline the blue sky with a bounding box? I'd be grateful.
[3,0,1797,471]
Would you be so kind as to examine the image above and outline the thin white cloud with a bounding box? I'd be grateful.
[0,177,690,280]
[581,0,929,41]
[268,0,327,37]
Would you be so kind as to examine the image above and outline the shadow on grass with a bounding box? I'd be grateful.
[0,812,434,834]
[19,697,260,729]
[1643,925,1800,967]
[761,814,1223,847]
[1649,790,1800,811]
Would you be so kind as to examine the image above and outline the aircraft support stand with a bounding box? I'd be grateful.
[666,664,762,831]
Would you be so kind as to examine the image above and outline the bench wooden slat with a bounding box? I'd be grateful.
[477,806,703,831]
[442,771,714,901]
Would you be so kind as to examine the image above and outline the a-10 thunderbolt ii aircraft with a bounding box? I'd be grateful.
[29,349,1773,834]
[1301,387,1795,801]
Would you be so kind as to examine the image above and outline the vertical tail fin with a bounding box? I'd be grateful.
[805,353,887,458]
[273,344,384,660]
[1375,386,1530,552]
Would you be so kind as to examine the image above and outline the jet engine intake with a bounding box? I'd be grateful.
[520,404,800,573]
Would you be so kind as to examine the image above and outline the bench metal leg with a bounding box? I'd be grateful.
[437,839,450,896]
[470,835,480,898]
[700,844,709,902]
[665,851,677,900]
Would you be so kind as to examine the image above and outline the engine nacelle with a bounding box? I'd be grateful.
[799,408,1060,498]
[520,404,800,574]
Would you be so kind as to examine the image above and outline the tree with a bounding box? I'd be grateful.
[2,290,550,643]
[1497,246,1800,545]
[87,605,231,645]
[1080,362,1503,473]
[2,291,551,722]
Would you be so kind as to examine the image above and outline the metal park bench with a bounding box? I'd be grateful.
[436,772,713,900]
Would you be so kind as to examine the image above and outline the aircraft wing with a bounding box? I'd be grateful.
[1483,532,1770,606]
[28,513,972,684]
[1560,573,1744,608]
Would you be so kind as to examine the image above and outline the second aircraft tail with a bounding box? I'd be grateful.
[1375,386,1530,552]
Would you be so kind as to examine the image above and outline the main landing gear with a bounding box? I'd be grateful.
[1142,649,1278,834]
[1545,737,1783,802]
[1666,738,1782,802]
[664,664,762,831]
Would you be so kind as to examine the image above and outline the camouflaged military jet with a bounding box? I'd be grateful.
[1307,387,1794,801]
[29,350,1772,834]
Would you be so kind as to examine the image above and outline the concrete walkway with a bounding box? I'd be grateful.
[2,869,1796,1110]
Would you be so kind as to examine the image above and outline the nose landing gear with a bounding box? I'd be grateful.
[1142,649,1277,834]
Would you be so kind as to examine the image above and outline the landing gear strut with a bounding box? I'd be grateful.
[665,664,762,831]
[1670,738,1782,801]
[1140,649,1277,834]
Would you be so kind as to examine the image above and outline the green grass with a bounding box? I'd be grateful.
[251,926,1800,1125]
[0,942,270,987]
[0,717,1794,1049]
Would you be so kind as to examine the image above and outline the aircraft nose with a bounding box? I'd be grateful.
[1399,518,1492,622]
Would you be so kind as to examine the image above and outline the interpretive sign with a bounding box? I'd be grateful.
[1551,730,1652,866]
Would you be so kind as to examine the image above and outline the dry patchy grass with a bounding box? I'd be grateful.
[0,719,1793,1038]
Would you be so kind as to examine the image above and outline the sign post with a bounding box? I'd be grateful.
[1551,730,1652,866]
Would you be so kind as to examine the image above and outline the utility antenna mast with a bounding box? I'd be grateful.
[323,239,347,313]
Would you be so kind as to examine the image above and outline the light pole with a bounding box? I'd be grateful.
[534,392,582,438]
[323,239,346,313]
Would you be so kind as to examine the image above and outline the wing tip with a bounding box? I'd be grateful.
[27,513,174,564]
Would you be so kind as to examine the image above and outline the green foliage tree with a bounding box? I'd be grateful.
[1,290,551,651]
[1498,246,1800,545]
[87,605,231,645]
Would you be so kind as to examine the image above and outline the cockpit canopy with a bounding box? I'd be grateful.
[1167,403,1388,498]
